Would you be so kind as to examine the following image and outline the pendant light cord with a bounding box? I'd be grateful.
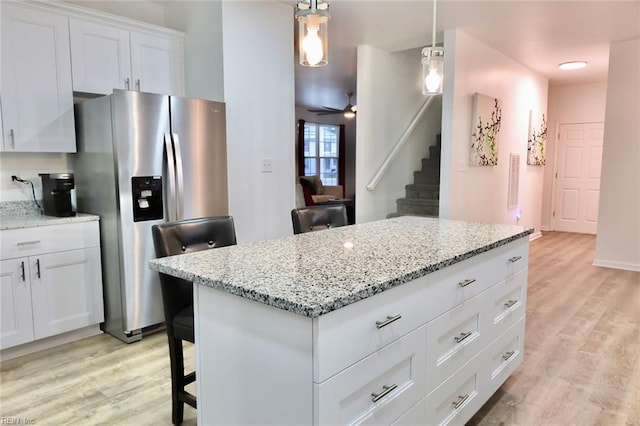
[432,0,437,48]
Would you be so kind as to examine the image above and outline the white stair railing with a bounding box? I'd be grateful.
[366,95,438,191]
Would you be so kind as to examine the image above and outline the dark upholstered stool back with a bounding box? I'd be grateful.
[291,205,348,234]
[151,215,236,425]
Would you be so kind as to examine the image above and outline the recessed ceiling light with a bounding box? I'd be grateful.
[559,61,587,70]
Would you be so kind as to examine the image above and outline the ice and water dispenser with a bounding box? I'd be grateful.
[131,176,163,222]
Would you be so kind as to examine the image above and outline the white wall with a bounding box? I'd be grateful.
[222,1,296,243]
[595,38,640,271]
[355,45,442,223]
[164,1,224,102]
[543,82,608,230]
[0,154,70,202]
[441,29,548,237]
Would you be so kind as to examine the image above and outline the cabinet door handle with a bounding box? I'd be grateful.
[125,77,130,90]
[375,314,402,329]
[9,129,15,148]
[454,331,472,343]
[371,384,397,402]
[35,259,41,279]
[502,350,515,361]
[452,393,470,409]
[20,261,25,282]
[458,278,476,288]
[504,299,517,308]
[509,255,522,263]
[16,240,41,246]
[135,79,141,91]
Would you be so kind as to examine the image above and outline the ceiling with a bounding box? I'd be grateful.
[294,0,640,111]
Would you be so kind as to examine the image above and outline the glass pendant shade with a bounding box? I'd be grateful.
[297,0,330,67]
[422,46,444,95]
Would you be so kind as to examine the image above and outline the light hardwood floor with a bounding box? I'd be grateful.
[0,232,638,425]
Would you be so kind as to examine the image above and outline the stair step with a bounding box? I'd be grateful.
[396,198,439,216]
[429,145,441,159]
[421,158,440,172]
[405,184,439,200]
[413,170,440,184]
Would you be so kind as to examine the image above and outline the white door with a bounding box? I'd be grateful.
[130,31,184,96]
[69,18,132,95]
[553,122,604,234]
[30,248,103,340]
[0,4,76,152]
[0,258,34,349]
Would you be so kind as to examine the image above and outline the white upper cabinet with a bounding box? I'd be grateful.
[70,18,184,96]
[130,31,184,96]
[1,4,76,153]
[69,18,132,94]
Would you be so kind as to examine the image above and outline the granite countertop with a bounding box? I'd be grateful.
[0,212,100,230]
[149,216,533,318]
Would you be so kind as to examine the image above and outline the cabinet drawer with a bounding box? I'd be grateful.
[0,221,100,259]
[485,317,525,396]
[424,238,528,321]
[423,356,485,426]
[486,269,527,341]
[425,289,489,393]
[314,325,427,426]
[313,275,430,382]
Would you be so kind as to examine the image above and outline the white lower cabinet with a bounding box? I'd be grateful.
[0,222,104,350]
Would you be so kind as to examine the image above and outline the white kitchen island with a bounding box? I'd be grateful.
[149,216,533,426]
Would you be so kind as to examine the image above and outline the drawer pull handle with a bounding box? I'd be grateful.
[16,240,41,246]
[509,256,522,263]
[458,278,476,288]
[454,331,472,343]
[504,300,517,308]
[452,393,470,409]
[376,314,402,329]
[502,351,515,361]
[35,259,41,279]
[371,384,398,403]
[20,261,26,282]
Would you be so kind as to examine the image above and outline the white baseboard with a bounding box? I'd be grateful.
[592,259,640,272]
[529,231,543,241]
[1,325,103,361]
[539,226,552,232]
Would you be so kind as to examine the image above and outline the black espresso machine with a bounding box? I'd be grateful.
[39,173,76,217]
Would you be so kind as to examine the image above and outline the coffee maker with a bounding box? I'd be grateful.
[39,173,76,217]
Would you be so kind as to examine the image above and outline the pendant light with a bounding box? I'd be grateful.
[421,0,444,94]
[296,0,330,67]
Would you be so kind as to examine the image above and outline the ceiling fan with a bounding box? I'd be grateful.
[308,92,357,118]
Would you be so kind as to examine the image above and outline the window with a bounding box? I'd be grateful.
[303,122,339,185]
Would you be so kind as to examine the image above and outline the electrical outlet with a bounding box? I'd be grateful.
[260,158,273,173]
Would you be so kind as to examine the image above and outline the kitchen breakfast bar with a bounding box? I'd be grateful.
[149,216,533,425]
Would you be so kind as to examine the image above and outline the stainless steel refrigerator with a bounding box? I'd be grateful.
[73,89,228,342]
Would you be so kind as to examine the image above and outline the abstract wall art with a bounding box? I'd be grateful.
[470,93,502,166]
[527,111,547,165]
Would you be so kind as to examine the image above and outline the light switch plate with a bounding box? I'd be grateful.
[260,158,273,173]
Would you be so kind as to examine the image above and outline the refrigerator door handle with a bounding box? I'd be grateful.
[164,132,178,221]
[171,132,185,220]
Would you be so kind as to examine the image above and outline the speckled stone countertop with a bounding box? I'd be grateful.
[0,201,99,230]
[149,216,533,318]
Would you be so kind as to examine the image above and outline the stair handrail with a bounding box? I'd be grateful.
[366,95,438,191]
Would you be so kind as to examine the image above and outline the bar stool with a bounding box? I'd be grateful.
[291,204,348,234]
[151,215,237,425]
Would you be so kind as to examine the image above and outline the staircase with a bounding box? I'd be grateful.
[388,138,440,218]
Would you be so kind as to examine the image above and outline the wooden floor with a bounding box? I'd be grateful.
[0,231,638,425]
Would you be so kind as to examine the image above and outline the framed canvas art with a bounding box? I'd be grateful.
[527,111,547,165]
[470,93,502,166]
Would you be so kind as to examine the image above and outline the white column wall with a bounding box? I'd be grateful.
[441,29,548,238]
[543,82,608,230]
[221,1,296,243]
[594,38,640,271]
[355,45,442,224]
